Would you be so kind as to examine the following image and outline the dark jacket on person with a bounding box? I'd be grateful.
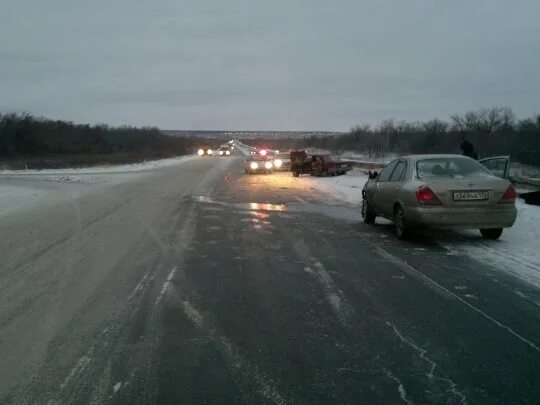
[460,139,478,159]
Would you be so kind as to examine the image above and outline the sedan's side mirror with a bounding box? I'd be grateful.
[369,171,379,180]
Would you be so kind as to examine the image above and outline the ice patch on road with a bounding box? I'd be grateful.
[386,322,467,404]
[182,301,203,328]
[381,368,414,405]
[60,355,92,390]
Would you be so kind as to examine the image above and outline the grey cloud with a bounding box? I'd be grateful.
[1,0,540,130]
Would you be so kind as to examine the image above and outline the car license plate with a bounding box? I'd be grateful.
[453,191,489,201]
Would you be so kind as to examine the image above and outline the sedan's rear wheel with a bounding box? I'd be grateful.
[480,228,503,240]
[362,199,376,224]
[394,206,409,240]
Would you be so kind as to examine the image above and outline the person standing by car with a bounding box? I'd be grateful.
[460,137,478,160]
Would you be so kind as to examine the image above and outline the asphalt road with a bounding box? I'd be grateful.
[1,155,540,404]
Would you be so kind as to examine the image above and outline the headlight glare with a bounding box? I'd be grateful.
[250,162,259,170]
[265,161,273,170]
[207,149,213,155]
[197,149,204,156]
[274,159,282,168]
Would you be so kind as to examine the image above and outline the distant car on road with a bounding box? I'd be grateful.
[271,152,291,171]
[217,146,232,157]
[362,155,518,240]
[245,156,273,174]
[197,147,214,157]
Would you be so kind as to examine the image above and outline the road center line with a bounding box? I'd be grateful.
[154,266,178,306]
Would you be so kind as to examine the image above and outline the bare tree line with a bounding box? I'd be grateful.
[0,113,202,168]
[311,107,540,166]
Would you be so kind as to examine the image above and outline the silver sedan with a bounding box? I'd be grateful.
[362,154,518,239]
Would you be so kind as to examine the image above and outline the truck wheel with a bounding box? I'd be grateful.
[480,228,503,240]
[394,206,409,240]
[362,199,376,224]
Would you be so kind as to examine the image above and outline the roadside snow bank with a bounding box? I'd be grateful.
[341,152,398,164]
[0,155,197,217]
[0,183,56,217]
[0,155,196,176]
[302,169,368,205]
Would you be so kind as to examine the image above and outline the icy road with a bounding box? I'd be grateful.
[1,155,540,404]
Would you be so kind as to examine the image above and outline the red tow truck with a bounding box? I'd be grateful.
[290,151,353,177]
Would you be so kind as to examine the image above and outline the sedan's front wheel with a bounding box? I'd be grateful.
[480,228,503,240]
[394,206,409,240]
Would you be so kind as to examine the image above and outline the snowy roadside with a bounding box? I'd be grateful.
[301,168,368,205]
[0,155,197,217]
[306,169,540,290]
[0,155,197,177]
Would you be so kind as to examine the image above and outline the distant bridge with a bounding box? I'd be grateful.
[162,130,343,139]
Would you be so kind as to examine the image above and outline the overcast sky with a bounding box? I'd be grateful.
[1,0,539,130]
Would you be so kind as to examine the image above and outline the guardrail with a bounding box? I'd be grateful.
[345,160,386,170]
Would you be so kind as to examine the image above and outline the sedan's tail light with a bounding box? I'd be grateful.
[499,184,518,203]
[416,186,442,205]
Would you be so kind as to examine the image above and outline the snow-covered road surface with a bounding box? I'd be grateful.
[2,155,540,404]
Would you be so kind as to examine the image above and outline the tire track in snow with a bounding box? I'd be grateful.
[50,204,198,402]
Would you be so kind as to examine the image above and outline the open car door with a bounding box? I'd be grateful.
[479,156,510,179]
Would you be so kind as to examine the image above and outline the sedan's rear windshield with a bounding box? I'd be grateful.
[416,157,492,180]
